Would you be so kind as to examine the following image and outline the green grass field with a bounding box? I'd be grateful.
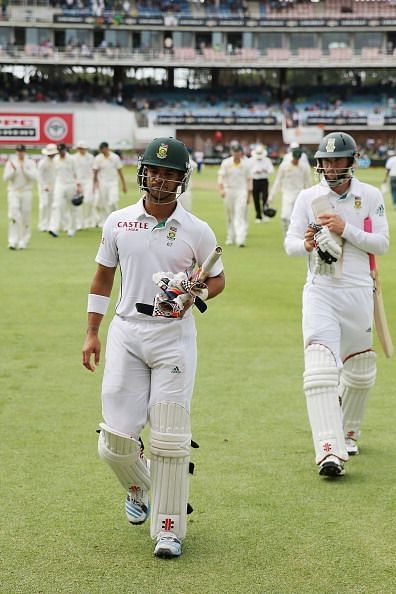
[1,164,395,594]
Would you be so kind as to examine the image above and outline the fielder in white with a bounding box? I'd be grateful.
[72,140,95,229]
[93,141,127,226]
[284,131,389,478]
[269,147,312,235]
[82,137,225,558]
[48,143,82,238]
[37,143,58,232]
[218,143,252,247]
[3,144,37,250]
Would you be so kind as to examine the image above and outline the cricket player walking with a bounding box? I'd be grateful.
[37,143,58,232]
[249,144,274,223]
[3,144,37,250]
[72,141,94,229]
[48,143,82,238]
[269,147,312,235]
[93,141,127,226]
[82,137,225,558]
[218,143,252,247]
[284,131,389,477]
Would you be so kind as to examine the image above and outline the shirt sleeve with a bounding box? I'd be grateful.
[195,224,224,277]
[284,191,311,256]
[342,190,389,256]
[95,215,119,268]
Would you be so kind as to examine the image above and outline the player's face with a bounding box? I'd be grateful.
[321,157,350,179]
[145,165,183,203]
[320,156,353,189]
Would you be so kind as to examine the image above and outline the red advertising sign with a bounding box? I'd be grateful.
[0,113,73,145]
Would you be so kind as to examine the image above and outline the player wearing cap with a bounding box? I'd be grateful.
[284,131,389,477]
[249,144,274,223]
[48,143,82,238]
[72,141,95,229]
[268,147,312,235]
[93,142,127,226]
[218,143,252,247]
[37,143,58,232]
[3,144,37,250]
[82,137,225,558]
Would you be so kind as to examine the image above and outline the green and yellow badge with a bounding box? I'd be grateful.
[326,138,336,153]
[354,196,362,209]
[156,143,169,159]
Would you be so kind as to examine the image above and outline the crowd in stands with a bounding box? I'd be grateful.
[2,71,395,135]
[38,0,396,18]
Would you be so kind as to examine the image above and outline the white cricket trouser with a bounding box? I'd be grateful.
[303,283,374,365]
[79,180,94,228]
[8,189,32,248]
[38,186,54,231]
[101,315,197,437]
[224,188,248,245]
[96,182,119,226]
[49,183,77,235]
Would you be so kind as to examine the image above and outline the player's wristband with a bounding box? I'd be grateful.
[87,293,110,315]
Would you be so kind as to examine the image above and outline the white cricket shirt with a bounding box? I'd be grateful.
[284,177,389,287]
[93,151,122,184]
[385,155,396,177]
[3,156,37,191]
[54,153,77,186]
[218,156,251,190]
[72,152,94,184]
[96,198,223,321]
[37,157,56,189]
[249,155,274,179]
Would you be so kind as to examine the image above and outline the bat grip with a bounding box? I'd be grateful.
[363,216,376,272]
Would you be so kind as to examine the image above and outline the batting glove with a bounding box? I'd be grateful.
[314,226,342,264]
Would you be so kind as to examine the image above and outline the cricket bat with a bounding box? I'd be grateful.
[364,217,393,358]
[195,245,223,282]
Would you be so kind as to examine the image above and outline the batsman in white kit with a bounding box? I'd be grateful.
[82,137,225,557]
[284,132,390,477]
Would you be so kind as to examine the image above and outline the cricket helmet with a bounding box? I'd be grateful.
[314,132,359,159]
[263,206,277,218]
[138,137,191,199]
[140,137,190,173]
[71,192,84,206]
[315,132,359,188]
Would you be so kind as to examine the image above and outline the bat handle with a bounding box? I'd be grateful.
[363,216,376,272]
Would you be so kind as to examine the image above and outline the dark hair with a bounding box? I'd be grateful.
[99,142,109,150]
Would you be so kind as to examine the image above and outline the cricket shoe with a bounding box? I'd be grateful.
[318,455,345,477]
[125,487,150,525]
[345,438,359,456]
[154,531,182,559]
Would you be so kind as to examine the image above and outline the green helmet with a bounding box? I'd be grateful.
[141,137,190,173]
[315,132,359,159]
[138,137,191,199]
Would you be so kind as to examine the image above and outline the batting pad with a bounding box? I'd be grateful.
[149,402,191,540]
[98,422,150,492]
[303,344,348,464]
[341,351,376,441]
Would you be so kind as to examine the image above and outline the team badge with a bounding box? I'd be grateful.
[166,225,177,246]
[326,138,336,153]
[156,143,168,159]
[354,196,362,209]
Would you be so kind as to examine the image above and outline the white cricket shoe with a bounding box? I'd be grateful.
[319,455,345,477]
[125,487,150,525]
[154,532,182,558]
[345,438,359,456]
